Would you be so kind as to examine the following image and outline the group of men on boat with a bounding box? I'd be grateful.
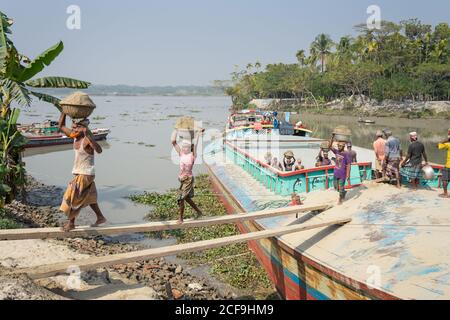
[372,128,450,199]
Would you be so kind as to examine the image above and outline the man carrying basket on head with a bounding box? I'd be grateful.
[58,92,107,231]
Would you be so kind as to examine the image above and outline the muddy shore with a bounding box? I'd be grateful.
[0,176,246,300]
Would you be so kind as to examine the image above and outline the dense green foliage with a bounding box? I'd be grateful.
[130,174,275,298]
[0,11,90,206]
[0,208,20,229]
[227,19,450,108]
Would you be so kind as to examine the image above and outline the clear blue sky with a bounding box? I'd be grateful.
[2,0,449,86]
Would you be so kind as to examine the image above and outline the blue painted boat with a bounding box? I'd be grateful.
[204,127,449,300]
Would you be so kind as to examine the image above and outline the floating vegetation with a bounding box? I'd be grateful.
[129,174,274,297]
[120,113,129,116]
[93,116,107,120]
[167,115,180,118]
[145,144,156,148]
[189,110,201,113]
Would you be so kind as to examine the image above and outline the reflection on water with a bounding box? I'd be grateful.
[300,113,448,164]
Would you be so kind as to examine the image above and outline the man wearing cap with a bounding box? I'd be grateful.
[347,142,357,163]
[373,130,386,179]
[329,135,350,205]
[58,113,107,231]
[281,150,296,172]
[437,129,450,198]
[383,129,402,188]
[401,132,428,191]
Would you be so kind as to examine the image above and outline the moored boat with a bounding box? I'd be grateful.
[204,120,449,300]
[18,120,110,148]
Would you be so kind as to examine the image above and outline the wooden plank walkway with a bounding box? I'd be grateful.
[17,218,351,279]
[0,204,331,241]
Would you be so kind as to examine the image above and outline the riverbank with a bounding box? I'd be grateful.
[247,96,450,119]
[0,176,253,300]
[129,174,279,299]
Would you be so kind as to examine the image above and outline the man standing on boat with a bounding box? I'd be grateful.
[437,129,450,198]
[58,113,107,231]
[373,130,385,179]
[401,132,428,191]
[329,136,350,205]
[347,142,357,163]
[383,129,403,188]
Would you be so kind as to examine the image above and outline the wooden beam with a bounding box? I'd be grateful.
[19,218,351,279]
[0,204,332,241]
[229,139,326,143]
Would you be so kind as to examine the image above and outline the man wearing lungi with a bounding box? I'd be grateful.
[401,132,428,191]
[383,129,403,189]
[58,113,107,231]
[171,131,203,223]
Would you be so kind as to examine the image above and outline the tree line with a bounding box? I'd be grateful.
[225,19,450,109]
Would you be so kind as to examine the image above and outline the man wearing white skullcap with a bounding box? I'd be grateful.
[401,131,428,191]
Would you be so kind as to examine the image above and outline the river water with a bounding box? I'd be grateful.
[21,97,448,224]
[22,96,230,224]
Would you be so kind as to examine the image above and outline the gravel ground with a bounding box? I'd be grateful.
[1,176,234,300]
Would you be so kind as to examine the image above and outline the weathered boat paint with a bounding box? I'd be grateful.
[207,164,399,300]
[224,142,372,196]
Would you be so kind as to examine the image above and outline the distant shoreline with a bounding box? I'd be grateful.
[37,85,226,97]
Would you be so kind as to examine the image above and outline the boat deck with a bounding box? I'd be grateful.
[205,143,450,299]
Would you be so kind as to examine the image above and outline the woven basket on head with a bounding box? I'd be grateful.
[60,92,96,119]
[175,116,195,130]
[174,116,196,142]
[333,125,352,142]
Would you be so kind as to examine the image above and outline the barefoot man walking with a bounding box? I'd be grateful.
[171,130,203,223]
[58,113,107,231]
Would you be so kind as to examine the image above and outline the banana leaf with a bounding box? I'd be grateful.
[30,91,62,111]
[5,81,31,106]
[0,12,8,77]
[25,76,91,89]
[18,41,64,82]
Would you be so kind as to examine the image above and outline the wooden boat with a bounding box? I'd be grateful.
[18,121,110,148]
[204,126,449,300]
[358,118,376,124]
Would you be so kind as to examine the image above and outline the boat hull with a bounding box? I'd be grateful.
[24,133,108,148]
[207,164,399,300]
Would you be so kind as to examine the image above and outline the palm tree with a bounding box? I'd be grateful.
[336,36,353,62]
[296,50,306,66]
[310,34,334,72]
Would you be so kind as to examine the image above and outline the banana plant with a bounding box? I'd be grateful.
[0,10,91,205]
[0,108,26,206]
[0,10,91,114]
